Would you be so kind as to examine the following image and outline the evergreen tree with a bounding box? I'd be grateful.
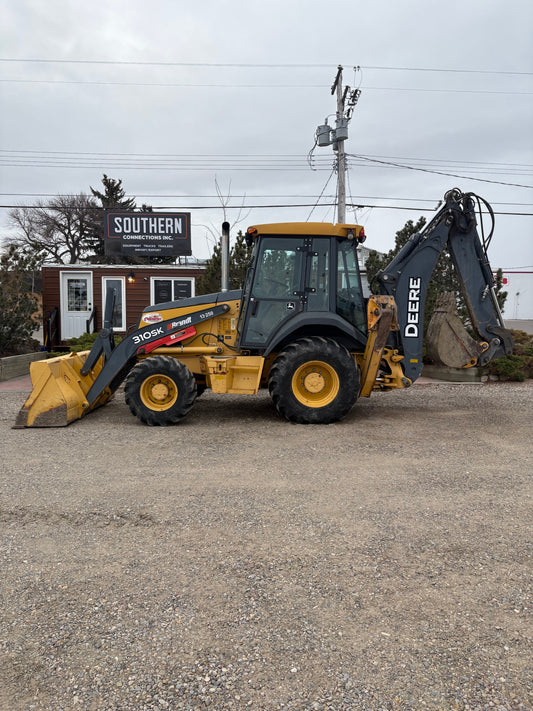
[87,176,175,265]
[365,216,507,337]
[196,241,222,295]
[493,268,508,312]
[90,174,136,210]
[229,230,254,289]
[196,230,253,295]
[365,217,428,295]
[87,175,137,263]
[0,245,41,356]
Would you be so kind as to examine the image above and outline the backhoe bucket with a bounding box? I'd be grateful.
[426,292,485,368]
[14,351,105,428]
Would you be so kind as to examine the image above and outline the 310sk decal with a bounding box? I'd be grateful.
[132,327,164,345]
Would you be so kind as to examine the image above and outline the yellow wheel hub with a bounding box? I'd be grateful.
[292,360,340,408]
[140,374,178,411]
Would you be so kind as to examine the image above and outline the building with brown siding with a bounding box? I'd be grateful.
[41,262,206,348]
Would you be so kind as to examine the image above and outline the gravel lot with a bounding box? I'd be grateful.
[1,381,532,710]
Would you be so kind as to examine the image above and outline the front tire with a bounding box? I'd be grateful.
[124,356,196,426]
[268,337,360,424]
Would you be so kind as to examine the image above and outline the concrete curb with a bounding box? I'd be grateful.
[421,364,483,383]
[0,352,47,382]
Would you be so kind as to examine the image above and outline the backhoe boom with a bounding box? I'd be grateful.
[376,189,513,381]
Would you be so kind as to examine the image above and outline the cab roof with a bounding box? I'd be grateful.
[246,222,365,241]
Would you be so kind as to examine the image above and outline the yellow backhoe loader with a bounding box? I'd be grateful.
[15,189,513,428]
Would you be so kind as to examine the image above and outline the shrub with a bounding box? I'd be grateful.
[486,330,533,381]
[65,332,122,353]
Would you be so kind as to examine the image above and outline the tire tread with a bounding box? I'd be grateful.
[124,355,196,426]
[268,337,359,424]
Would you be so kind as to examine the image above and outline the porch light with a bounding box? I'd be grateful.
[127,271,135,284]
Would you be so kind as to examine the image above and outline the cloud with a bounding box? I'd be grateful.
[0,0,532,269]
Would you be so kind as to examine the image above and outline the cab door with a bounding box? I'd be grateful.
[240,237,305,348]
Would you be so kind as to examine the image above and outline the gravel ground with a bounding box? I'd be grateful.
[0,381,532,711]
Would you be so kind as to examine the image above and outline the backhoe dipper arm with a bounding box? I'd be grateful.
[376,189,513,382]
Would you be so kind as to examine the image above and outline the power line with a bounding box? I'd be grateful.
[348,153,533,189]
[1,192,531,207]
[0,78,328,89]
[1,77,531,95]
[363,86,533,96]
[2,161,529,179]
[347,158,532,177]
[1,58,531,75]
[2,149,531,171]
[306,168,336,221]
[2,191,532,206]
[0,59,336,68]
[1,202,531,215]
[1,152,531,177]
[363,65,533,77]
[363,153,533,169]
[0,149,315,157]
[1,147,531,183]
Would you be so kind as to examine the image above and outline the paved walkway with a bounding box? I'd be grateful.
[0,374,33,391]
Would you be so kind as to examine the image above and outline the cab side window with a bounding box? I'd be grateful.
[336,240,367,333]
[306,238,330,311]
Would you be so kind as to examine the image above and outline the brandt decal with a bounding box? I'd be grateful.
[167,316,192,331]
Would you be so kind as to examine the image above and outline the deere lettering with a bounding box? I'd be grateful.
[132,327,164,345]
[404,277,421,338]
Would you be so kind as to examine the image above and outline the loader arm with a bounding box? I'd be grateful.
[376,188,513,382]
[15,303,230,427]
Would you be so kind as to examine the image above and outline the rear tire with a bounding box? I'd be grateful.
[268,337,360,424]
[124,356,196,426]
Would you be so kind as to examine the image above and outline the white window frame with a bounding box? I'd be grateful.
[150,276,195,304]
[102,276,126,331]
[63,273,92,313]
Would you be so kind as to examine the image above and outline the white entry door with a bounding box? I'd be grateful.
[60,271,93,340]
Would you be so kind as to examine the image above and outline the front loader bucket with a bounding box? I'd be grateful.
[426,292,485,368]
[14,351,105,428]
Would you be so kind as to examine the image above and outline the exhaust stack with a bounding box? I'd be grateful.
[221,221,230,292]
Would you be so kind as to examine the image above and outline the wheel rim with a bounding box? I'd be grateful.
[291,360,340,408]
[140,374,178,411]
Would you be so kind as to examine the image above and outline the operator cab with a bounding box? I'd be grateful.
[237,223,368,353]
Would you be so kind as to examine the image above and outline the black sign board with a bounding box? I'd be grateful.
[104,211,192,257]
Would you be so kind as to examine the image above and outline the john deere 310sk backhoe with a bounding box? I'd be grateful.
[15,189,513,428]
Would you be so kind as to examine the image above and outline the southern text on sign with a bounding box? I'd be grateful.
[113,216,184,235]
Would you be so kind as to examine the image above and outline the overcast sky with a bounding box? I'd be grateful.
[1,0,532,270]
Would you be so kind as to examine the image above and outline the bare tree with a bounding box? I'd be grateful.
[197,177,252,251]
[8,194,98,264]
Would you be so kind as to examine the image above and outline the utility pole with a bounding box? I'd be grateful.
[315,65,361,224]
[331,66,346,223]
